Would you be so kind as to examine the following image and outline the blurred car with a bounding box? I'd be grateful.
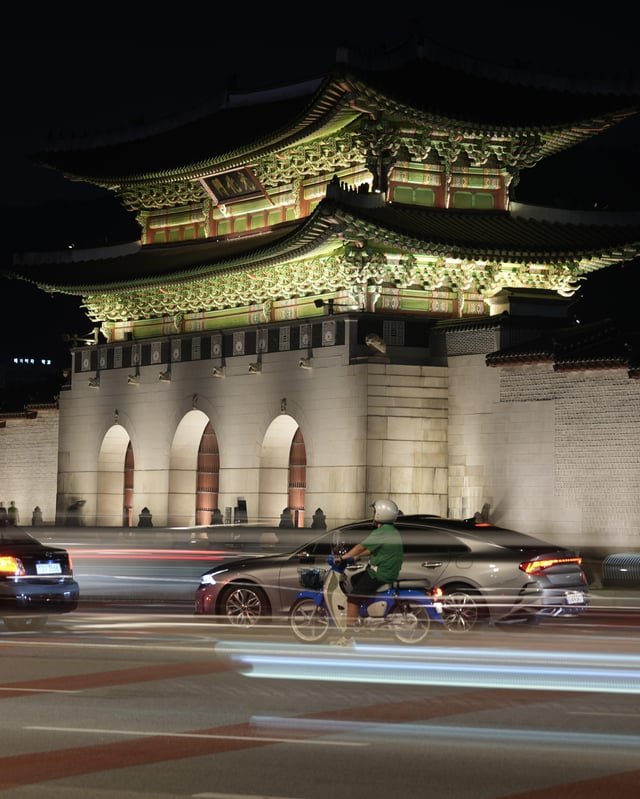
[195,514,589,631]
[0,527,79,631]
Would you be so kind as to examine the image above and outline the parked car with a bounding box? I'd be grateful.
[194,514,589,631]
[0,527,79,631]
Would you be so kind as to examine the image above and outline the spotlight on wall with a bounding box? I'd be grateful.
[212,365,226,378]
[365,333,387,354]
[248,362,262,374]
[127,373,140,385]
[158,370,172,382]
[87,375,100,388]
[298,357,313,370]
[314,297,360,314]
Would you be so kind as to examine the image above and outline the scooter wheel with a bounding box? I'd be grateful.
[289,599,330,643]
[388,603,431,644]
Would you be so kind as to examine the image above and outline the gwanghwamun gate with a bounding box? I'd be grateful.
[4,39,640,548]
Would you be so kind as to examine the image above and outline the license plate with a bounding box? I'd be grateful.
[36,562,62,575]
[565,590,585,605]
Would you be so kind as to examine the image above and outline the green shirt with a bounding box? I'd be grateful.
[361,523,403,583]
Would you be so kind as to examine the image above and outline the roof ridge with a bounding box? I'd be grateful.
[338,34,640,97]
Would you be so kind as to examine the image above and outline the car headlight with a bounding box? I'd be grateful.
[199,569,227,586]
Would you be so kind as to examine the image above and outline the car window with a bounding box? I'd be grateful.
[453,526,556,550]
[292,530,334,558]
[397,525,471,554]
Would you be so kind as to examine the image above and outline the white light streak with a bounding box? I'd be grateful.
[251,715,640,750]
[216,641,640,694]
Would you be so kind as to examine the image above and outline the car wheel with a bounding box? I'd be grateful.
[218,584,269,627]
[387,603,431,644]
[289,598,330,643]
[441,588,483,633]
[2,616,48,632]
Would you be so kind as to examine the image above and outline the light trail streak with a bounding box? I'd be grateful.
[216,641,640,694]
[251,715,640,750]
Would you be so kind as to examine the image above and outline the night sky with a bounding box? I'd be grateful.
[1,12,639,367]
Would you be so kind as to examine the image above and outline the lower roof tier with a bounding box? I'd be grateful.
[9,195,640,329]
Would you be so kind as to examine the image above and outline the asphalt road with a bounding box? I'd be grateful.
[1,527,640,797]
[1,610,640,798]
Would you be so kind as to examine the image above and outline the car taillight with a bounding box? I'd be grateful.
[519,556,582,575]
[0,556,26,576]
[431,586,444,599]
[67,554,73,573]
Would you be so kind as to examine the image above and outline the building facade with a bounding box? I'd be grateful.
[6,42,640,543]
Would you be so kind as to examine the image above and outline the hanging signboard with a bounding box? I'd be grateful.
[201,168,264,204]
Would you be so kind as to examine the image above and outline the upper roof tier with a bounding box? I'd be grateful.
[35,40,640,190]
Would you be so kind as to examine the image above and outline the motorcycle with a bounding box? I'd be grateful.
[289,555,444,644]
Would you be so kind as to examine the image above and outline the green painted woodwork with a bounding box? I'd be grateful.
[79,236,593,329]
[392,186,436,206]
[451,191,495,209]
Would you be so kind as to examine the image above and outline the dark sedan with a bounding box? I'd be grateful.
[195,515,589,632]
[0,527,79,630]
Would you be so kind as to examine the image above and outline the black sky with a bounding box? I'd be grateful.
[2,10,640,362]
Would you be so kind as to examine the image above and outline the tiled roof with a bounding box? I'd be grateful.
[347,59,638,127]
[486,316,640,375]
[9,199,640,293]
[341,201,640,261]
[32,47,640,185]
[33,76,351,183]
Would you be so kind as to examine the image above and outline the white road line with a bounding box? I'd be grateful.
[25,725,366,747]
[1,639,213,653]
[0,687,80,694]
[569,711,639,717]
[193,794,300,799]
[193,794,301,799]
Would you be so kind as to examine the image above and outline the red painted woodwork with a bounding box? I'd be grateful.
[123,441,134,527]
[288,428,306,527]
[196,422,220,525]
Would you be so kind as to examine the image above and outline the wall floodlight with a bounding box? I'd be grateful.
[158,370,172,382]
[127,373,140,385]
[212,366,226,378]
[314,297,360,314]
[88,375,100,388]
[365,333,387,354]
[298,358,313,370]
[248,362,262,374]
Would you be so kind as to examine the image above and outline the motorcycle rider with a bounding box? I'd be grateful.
[333,498,403,644]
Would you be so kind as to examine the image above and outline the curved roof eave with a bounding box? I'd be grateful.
[329,202,640,265]
[36,60,639,189]
[10,208,345,295]
[12,199,640,298]
[40,72,362,188]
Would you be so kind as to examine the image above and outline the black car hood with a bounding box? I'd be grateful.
[205,551,286,574]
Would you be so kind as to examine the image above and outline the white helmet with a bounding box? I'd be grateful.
[371,498,399,523]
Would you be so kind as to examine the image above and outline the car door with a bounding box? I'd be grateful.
[276,530,336,612]
[398,524,471,586]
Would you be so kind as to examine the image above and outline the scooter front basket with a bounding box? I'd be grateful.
[297,567,326,589]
